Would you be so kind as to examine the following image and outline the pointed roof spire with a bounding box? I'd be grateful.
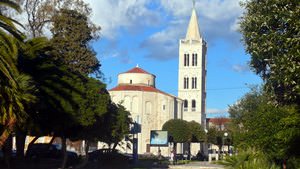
[185,0,201,41]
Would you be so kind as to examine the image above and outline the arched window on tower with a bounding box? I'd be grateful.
[192,53,198,66]
[192,77,197,89]
[192,100,196,111]
[184,100,188,111]
[184,77,189,89]
[184,54,190,67]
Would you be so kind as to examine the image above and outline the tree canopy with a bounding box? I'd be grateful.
[50,8,100,75]
[228,88,300,161]
[240,0,300,105]
[162,119,192,143]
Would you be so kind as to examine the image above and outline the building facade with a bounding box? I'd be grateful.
[178,4,207,155]
[108,4,207,156]
[178,5,207,126]
[109,66,183,155]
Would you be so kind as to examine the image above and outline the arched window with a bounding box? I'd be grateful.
[184,77,189,89]
[184,100,188,111]
[192,53,198,66]
[192,77,197,89]
[184,54,190,66]
[192,100,196,111]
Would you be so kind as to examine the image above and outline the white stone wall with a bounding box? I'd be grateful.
[118,73,155,87]
[109,90,183,156]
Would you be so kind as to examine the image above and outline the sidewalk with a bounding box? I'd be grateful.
[168,161,224,169]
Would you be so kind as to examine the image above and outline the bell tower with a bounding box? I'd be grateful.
[178,1,207,125]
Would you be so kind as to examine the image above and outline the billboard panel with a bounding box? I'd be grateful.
[150,130,168,147]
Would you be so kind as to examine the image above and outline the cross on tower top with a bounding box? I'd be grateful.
[193,0,196,8]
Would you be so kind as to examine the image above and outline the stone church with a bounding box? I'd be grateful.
[109,4,207,156]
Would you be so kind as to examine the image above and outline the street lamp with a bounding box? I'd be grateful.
[222,132,228,159]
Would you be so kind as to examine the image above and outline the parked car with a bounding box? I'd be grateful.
[26,143,78,161]
[88,149,132,163]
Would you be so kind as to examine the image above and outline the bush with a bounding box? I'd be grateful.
[218,149,280,169]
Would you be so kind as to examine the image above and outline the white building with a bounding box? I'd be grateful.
[109,3,206,156]
[178,3,207,155]
[109,66,183,155]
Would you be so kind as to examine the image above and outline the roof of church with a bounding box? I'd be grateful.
[109,85,176,98]
[122,66,153,75]
[185,8,201,40]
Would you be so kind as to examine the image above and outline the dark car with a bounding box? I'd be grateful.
[88,149,132,163]
[26,143,78,161]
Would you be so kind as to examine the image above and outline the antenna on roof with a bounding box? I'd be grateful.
[136,64,139,68]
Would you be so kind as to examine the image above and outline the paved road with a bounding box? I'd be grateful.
[168,161,224,169]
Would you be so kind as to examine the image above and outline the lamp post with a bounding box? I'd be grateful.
[222,132,228,159]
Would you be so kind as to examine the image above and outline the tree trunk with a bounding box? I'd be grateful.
[0,118,16,149]
[16,128,26,158]
[61,136,68,169]
[28,136,39,148]
[112,142,118,150]
[75,140,89,169]
[3,135,13,169]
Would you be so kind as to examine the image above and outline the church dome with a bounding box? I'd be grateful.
[118,66,156,87]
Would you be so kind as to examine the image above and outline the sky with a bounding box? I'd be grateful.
[83,0,262,118]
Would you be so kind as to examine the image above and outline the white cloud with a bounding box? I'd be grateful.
[232,64,250,73]
[207,108,228,114]
[84,0,161,39]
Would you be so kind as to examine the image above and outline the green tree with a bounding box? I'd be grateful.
[240,0,300,105]
[19,0,95,37]
[99,102,132,150]
[229,89,300,168]
[0,0,36,148]
[189,121,206,144]
[162,119,192,154]
[50,8,100,75]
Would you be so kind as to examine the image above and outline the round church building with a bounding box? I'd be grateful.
[109,66,183,155]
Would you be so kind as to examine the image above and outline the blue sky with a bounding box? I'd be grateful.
[85,0,262,118]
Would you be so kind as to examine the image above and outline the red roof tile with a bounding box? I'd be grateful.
[123,67,152,75]
[207,118,230,124]
[109,85,174,98]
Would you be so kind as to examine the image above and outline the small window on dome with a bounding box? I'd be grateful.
[130,80,132,84]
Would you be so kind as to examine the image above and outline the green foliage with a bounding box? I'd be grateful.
[50,8,100,75]
[240,0,300,105]
[219,149,280,169]
[99,102,132,149]
[188,121,206,142]
[229,88,300,160]
[162,119,191,143]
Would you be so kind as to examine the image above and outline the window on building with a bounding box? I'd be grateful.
[187,77,189,89]
[191,77,197,89]
[192,100,196,111]
[192,77,194,89]
[184,77,189,89]
[163,105,166,110]
[192,53,198,66]
[184,54,190,66]
[184,100,188,111]
[130,80,132,84]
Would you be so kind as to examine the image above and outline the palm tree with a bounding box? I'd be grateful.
[0,0,23,40]
[0,0,35,148]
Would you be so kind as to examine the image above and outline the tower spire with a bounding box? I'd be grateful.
[185,0,201,40]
